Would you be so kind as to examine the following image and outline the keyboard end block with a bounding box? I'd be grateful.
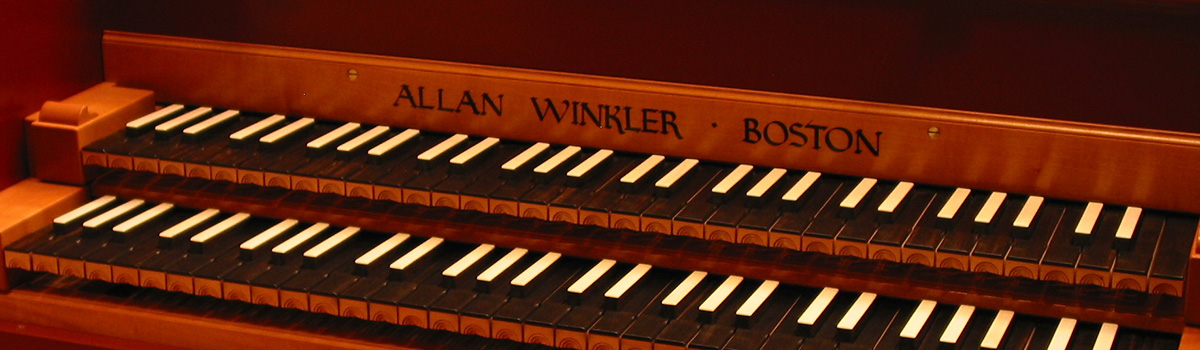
[0,179,88,292]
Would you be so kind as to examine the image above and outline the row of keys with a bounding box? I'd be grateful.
[79,106,1196,295]
[5,196,1180,350]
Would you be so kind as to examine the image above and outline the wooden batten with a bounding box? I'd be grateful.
[103,31,1200,214]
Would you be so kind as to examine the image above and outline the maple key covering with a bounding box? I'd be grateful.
[1,31,1199,350]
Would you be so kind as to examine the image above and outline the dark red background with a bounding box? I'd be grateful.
[1,2,1200,347]
[3,0,1200,189]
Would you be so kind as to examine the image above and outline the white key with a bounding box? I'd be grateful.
[417,133,468,161]
[390,237,444,271]
[711,164,753,194]
[1013,195,1045,228]
[746,168,786,198]
[974,192,1008,223]
[113,202,174,234]
[477,248,527,283]
[189,212,250,244]
[939,305,976,345]
[878,181,914,213]
[798,287,839,326]
[620,155,664,184]
[271,222,329,254]
[937,188,971,219]
[1047,318,1077,350]
[367,129,420,156]
[533,146,581,174]
[698,275,744,313]
[604,264,652,299]
[568,259,617,294]
[501,142,550,171]
[159,208,220,239]
[307,122,361,150]
[781,172,822,201]
[655,159,699,189]
[1075,202,1104,235]
[449,137,499,165]
[53,196,117,226]
[82,199,144,229]
[840,178,878,209]
[229,114,286,141]
[836,292,876,331]
[511,252,561,287]
[662,271,707,307]
[336,126,389,153]
[980,310,1014,349]
[155,107,212,133]
[1093,323,1118,350]
[735,280,779,317]
[259,117,315,144]
[443,244,495,278]
[354,233,410,266]
[241,219,300,251]
[567,149,613,178]
[900,300,938,339]
[302,226,360,259]
[1116,207,1142,240]
[184,110,240,136]
[126,104,185,129]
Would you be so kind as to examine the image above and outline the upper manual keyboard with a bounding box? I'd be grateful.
[80,105,1198,296]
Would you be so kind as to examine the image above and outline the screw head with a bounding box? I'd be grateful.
[348,69,358,81]
[927,126,941,139]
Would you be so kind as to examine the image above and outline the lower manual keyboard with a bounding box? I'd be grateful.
[3,196,1183,349]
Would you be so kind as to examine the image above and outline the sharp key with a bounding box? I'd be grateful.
[979,310,1014,349]
[936,188,971,230]
[661,271,708,318]
[1011,195,1044,238]
[1091,323,1117,350]
[973,191,1008,233]
[154,107,212,139]
[734,280,778,328]
[1073,202,1104,245]
[837,177,878,219]
[697,275,744,323]
[125,104,185,136]
[157,208,220,248]
[441,243,495,288]
[796,287,838,337]
[938,304,975,349]
[603,263,652,310]
[877,181,914,223]
[53,195,118,234]
[836,292,877,342]
[387,236,443,280]
[1113,207,1141,251]
[1047,318,1077,350]
[565,258,617,305]
[899,300,938,348]
[509,251,561,297]
[188,212,251,254]
[710,164,754,203]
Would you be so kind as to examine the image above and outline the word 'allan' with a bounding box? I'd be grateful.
[531,98,683,140]
[393,84,502,116]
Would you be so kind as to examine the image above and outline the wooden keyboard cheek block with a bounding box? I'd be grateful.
[0,179,88,291]
[25,82,155,185]
[1187,224,1200,326]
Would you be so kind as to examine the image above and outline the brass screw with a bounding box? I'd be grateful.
[928,126,941,139]
[348,69,358,81]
